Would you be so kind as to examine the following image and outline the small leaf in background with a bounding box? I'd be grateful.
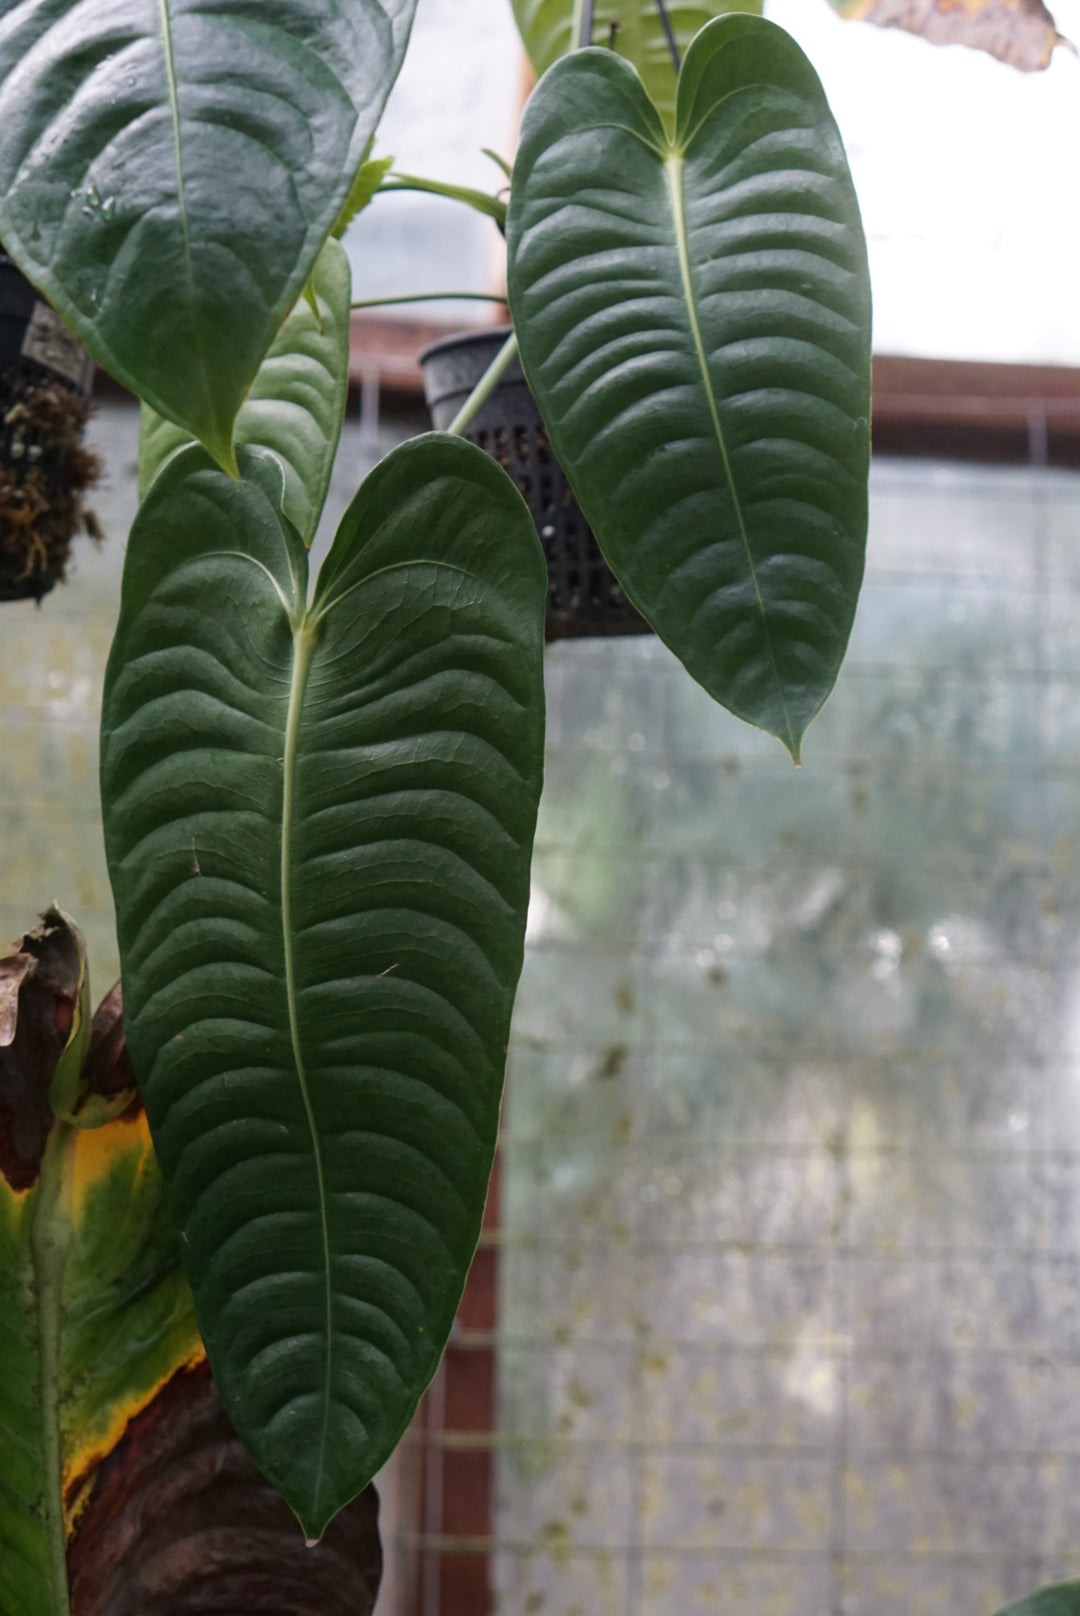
[333,152,396,238]
[0,0,418,471]
[508,14,872,759]
[139,239,352,548]
[829,0,1068,70]
[101,436,547,1536]
[511,0,764,129]
[483,147,515,182]
[994,1587,1080,1616]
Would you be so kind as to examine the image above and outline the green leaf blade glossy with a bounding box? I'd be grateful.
[510,0,763,129]
[139,238,353,545]
[101,437,547,1535]
[0,1,415,468]
[507,15,871,758]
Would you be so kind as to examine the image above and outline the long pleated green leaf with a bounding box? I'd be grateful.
[507,14,872,759]
[139,238,352,546]
[100,437,547,1537]
[0,0,416,470]
[510,0,763,129]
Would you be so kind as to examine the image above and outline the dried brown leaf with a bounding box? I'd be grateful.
[68,1365,382,1616]
[836,0,1067,69]
[0,907,84,1187]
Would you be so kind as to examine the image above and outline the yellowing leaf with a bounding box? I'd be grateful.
[0,912,384,1612]
[67,1368,382,1616]
[0,914,203,1613]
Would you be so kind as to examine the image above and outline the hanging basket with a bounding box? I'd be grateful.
[0,251,100,604]
[419,325,648,641]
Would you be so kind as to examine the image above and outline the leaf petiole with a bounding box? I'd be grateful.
[447,330,520,437]
[380,171,507,227]
[350,292,507,310]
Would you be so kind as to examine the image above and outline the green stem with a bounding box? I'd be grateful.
[350,293,507,311]
[447,331,520,437]
[381,173,506,226]
[29,1123,75,1616]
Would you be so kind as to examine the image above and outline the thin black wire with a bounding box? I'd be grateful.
[655,0,682,70]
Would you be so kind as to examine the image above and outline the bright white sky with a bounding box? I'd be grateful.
[766,0,1080,365]
[350,0,1080,366]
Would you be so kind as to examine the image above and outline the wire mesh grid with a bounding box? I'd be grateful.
[384,457,1080,1616]
[4,413,1080,1616]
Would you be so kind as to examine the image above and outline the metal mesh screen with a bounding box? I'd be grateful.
[5,410,1080,1616]
[389,458,1080,1616]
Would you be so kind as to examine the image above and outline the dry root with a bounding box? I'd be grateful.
[0,366,102,600]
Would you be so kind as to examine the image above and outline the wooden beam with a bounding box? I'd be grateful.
[347,325,1080,456]
[349,311,506,400]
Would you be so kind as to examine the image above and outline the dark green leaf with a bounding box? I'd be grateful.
[995,1589,1080,1616]
[100,437,547,1536]
[0,0,417,470]
[507,15,871,759]
[139,239,352,546]
[510,0,763,129]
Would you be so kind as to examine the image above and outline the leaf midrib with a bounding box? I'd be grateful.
[28,1124,75,1616]
[157,0,212,436]
[281,617,334,1520]
[662,146,798,760]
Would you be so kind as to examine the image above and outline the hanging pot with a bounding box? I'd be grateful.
[0,250,100,604]
[419,325,648,641]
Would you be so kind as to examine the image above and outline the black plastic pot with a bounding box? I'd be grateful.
[419,325,648,641]
[1,250,98,603]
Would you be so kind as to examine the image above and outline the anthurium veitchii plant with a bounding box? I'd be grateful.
[0,1,890,1601]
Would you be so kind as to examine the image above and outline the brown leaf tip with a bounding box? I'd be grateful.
[0,908,85,1188]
